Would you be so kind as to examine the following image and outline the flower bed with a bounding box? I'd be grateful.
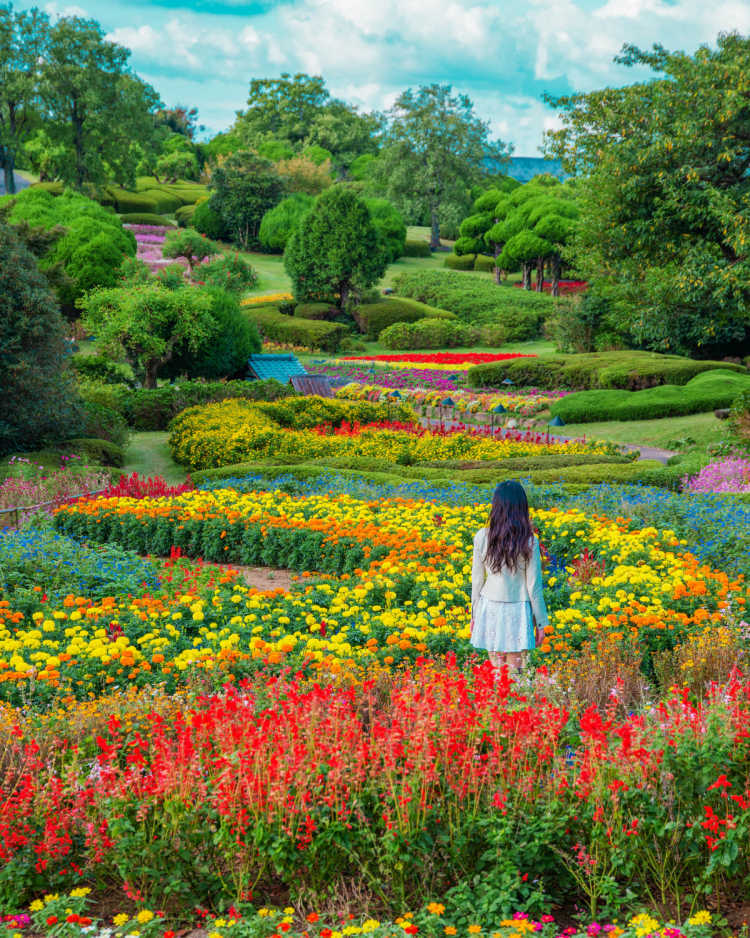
[343,351,536,369]
[683,455,750,493]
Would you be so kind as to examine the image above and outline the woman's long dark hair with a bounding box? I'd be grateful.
[484,480,534,573]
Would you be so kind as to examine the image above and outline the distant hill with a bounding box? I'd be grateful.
[506,156,569,183]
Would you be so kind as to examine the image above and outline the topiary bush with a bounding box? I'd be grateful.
[258,194,314,253]
[72,354,135,387]
[352,298,455,339]
[192,200,228,240]
[444,253,476,270]
[474,254,497,272]
[294,303,338,320]
[63,437,125,467]
[380,318,478,350]
[198,253,258,294]
[79,397,130,448]
[244,305,348,352]
[403,240,431,257]
[175,204,196,227]
[119,213,175,226]
[107,189,160,214]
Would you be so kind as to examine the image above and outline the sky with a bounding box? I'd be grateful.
[29,0,750,155]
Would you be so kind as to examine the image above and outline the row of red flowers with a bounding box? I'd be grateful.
[342,352,536,364]
[310,420,576,443]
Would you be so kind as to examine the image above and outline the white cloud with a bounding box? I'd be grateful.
[44,1,88,17]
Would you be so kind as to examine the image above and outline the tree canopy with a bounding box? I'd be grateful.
[546,32,750,355]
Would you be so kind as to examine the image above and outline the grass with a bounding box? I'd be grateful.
[123,432,187,485]
[557,412,728,451]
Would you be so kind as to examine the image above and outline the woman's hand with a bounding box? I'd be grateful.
[535,623,546,647]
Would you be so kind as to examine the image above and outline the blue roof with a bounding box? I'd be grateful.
[247,354,308,383]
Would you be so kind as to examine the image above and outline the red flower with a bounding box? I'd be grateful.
[46,917,58,926]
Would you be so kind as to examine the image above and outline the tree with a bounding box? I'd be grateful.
[0,4,47,196]
[40,17,161,190]
[258,193,314,253]
[364,197,407,263]
[545,32,750,355]
[154,104,203,140]
[162,228,220,278]
[79,283,216,388]
[239,73,330,149]
[0,221,81,454]
[372,85,511,249]
[284,185,386,307]
[156,148,199,183]
[209,150,283,249]
[274,154,332,195]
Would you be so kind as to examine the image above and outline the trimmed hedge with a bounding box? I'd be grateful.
[175,204,196,227]
[729,389,750,447]
[353,298,455,339]
[294,302,337,320]
[403,240,431,257]
[106,189,160,214]
[551,369,750,423]
[392,271,553,341]
[444,253,476,270]
[380,318,477,350]
[474,254,497,272]
[119,212,175,226]
[62,437,125,467]
[79,379,293,431]
[244,306,348,352]
[468,351,746,391]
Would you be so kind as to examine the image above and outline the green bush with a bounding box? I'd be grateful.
[467,351,746,390]
[63,437,125,467]
[444,253,476,270]
[199,254,258,294]
[175,205,196,227]
[258,194,314,253]
[729,389,750,449]
[403,240,431,257]
[392,270,553,341]
[380,318,477,350]
[474,254,497,272]
[294,303,337,320]
[551,369,750,423]
[192,200,227,240]
[364,197,407,263]
[138,188,182,214]
[72,354,135,387]
[243,306,347,352]
[107,188,160,214]
[353,298,455,339]
[119,213,174,226]
[80,379,293,431]
[79,397,130,447]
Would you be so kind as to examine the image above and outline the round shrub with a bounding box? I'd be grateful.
[403,240,431,258]
[364,197,407,263]
[198,253,258,294]
[444,253,476,270]
[258,194,314,253]
[175,204,196,227]
[72,354,135,387]
[474,254,497,273]
[119,213,175,226]
[380,317,478,350]
[192,199,228,240]
[295,302,338,320]
[79,397,130,447]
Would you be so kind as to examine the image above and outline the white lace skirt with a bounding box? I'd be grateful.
[471,597,535,653]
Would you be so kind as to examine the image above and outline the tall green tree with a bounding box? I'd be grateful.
[0,221,81,453]
[372,85,511,249]
[209,150,283,249]
[546,33,750,355]
[0,4,47,196]
[40,17,160,190]
[284,185,386,307]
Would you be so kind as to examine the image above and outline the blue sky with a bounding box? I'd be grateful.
[32,0,750,154]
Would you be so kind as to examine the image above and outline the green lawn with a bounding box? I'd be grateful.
[123,432,187,485]
[557,412,727,451]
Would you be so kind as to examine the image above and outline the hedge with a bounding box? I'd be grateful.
[106,188,160,214]
[79,379,293,431]
[353,298,455,339]
[62,437,125,467]
[551,369,750,423]
[175,205,196,227]
[243,306,348,352]
[474,255,497,272]
[119,213,175,226]
[467,351,746,391]
[402,240,431,257]
[294,302,336,320]
[444,253,476,270]
[392,271,553,341]
[380,318,477,350]
[729,389,750,447]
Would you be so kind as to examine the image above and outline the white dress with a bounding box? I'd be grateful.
[470,529,549,653]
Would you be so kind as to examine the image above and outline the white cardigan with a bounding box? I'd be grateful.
[471,527,549,628]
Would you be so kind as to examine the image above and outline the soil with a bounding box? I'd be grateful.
[222,564,296,592]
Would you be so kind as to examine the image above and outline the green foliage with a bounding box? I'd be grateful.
[107,188,160,213]
[550,293,612,353]
[0,222,81,455]
[119,212,174,226]
[294,302,337,320]
[393,270,552,340]
[353,297,455,339]
[198,253,258,294]
[364,197,407,263]
[79,283,216,388]
[79,396,130,447]
[175,204,196,227]
[547,34,750,356]
[209,150,283,249]
[161,288,260,380]
[444,253,476,270]
[380,317,478,350]
[258,193,314,253]
[244,305,347,352]
[71,353,134,387]
[473,254,497,272]
[163,227,220,275]
[137,188,183,214]
[3,188,136,310]
[729,390,750,450]
[192,199,227,240]
[349,153,376,181]
[402,239,431,257]
[371,84,510,247]
[467,351,745,391]
[284,186,386,307]
[155,149,199,183]
[81,379,292,431]
[552,370,750,424]
[64,436,125,467]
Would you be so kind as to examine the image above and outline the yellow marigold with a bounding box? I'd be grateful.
[688,912,712,927]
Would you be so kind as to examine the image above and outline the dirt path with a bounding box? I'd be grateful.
[218,564,296,592]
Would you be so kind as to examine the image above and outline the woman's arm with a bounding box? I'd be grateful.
[526,537,549,635]
[471,529,486,616]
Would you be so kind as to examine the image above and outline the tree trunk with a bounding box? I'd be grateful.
[72,104,85,190]
[551,253,561,298]
[522,262,531,290]
[340,282,350,309]
[536,256,545,292]
[493,244,500,284]
[143,361,160,389]
[430,207,440,251]
[1,146,15,196]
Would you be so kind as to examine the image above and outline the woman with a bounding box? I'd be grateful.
[470,480,548,675]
